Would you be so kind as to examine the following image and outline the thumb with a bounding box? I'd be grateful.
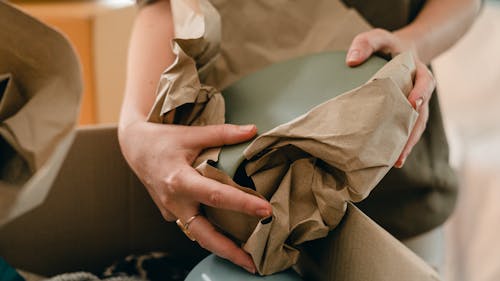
[346,34,375,67]
[346,29,393,67]
[186,124,257,148]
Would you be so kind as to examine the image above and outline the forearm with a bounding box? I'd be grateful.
[395,0,481,63]
[119,0,175,131]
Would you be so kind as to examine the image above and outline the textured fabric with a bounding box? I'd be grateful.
[0,257,24,281]
[45,272,143,281]
[44,252,192,281]
[343,0,426,31]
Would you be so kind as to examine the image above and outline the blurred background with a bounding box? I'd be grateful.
[12,0,136,125]
[433,1,500,280]
[9,0,500,280]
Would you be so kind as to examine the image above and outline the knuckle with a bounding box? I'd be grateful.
[197,238,210,250]
[240,198,255,214]
[212,124,230,144]
[355,33,369,45]
[159,193,173,208]
[217,248,232,261]
[160,210,175,222]
[209,190,224,208]
[221,124,230,138]
[373,28,386,36]
[163,169,185,195]
[372,28,391,42]
[214,124,227,135]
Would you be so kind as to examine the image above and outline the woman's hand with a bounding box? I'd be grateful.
[118,121,272,273]
[345,28,436,168]
[120,1,272,273]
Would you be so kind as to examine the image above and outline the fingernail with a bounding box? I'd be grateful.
[395,157,406,168]
[244,265,256,274]
[256,208,271,218]
[239,124,255,133]
[415,98,423,111]
[347,50,360,62]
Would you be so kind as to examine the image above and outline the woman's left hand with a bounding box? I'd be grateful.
[345,28,436,168]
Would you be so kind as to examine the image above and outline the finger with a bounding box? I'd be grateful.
[143,185,177,222]
[183,124,258,148]
[394,62,434,168]
[181,169,272,218]
[159,208,176,222]
[407,62,435,110]
[346,29,395,66]
[189,215,257,273]
[395,104,429,168]
[156,196,177,222]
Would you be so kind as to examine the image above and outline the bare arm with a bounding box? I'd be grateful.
[119,0,174,129]
[118,1,271,273]
[346,0,480,167]
[395,0,482,64]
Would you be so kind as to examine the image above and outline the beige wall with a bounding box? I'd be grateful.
[432,3,500,281]
[16,1,135,125]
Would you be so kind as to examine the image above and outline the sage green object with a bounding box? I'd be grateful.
[218,51,386,177]
[185,254,303,281]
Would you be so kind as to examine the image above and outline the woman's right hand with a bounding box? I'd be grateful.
[118,120,272,274]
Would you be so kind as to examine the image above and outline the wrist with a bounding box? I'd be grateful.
[393,23,434,63]
[393,27,420,58]
[118,108,147,147]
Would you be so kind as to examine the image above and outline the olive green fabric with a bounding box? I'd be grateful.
[356,93,457,239]
[343,0,426,31]
[340,0,458,239]
[139,0,426,31]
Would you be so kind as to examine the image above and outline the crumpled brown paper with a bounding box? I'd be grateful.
[147,0,418,275]
[241,54,417,273]
[0,2,82,225]
[197,52,418,274]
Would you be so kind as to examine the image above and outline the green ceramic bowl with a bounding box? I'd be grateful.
[218,51,386,178]
[185,254,303,281]
[187,52,387,280]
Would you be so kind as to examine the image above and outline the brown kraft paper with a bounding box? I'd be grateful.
[0,2,82,225]
[147,0,418,275]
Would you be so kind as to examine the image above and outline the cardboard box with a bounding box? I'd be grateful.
[0,126,440,280]
[0,126,206,277]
